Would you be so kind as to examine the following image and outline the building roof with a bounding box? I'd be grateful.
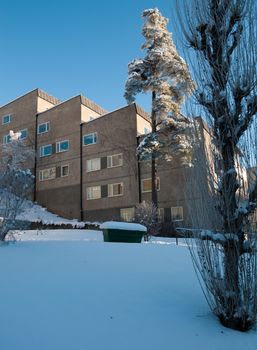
[37,89,61,105]
[80,95,108,116]
[0,88,61,109]
[134,104,151,122]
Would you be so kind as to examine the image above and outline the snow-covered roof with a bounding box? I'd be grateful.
[100,221,147,232]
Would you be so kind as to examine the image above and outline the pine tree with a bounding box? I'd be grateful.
[124,8,194,208]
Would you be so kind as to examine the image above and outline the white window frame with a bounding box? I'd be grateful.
[56,140,69,153]
[2,114,12,125]
[38,122,50,135]
[39,167,56,181]
[40,144,52,157]
[108,182,124,197]
[171,206,183,222]
[107,153,123,168]
[3,134,11,144]
[86,158,101,172]
[141,178,160,193]
[83,132,97,146]
[61,165,69,177]
[86,186,101,200]
[19,129,27,140]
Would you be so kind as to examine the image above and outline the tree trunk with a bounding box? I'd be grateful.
[220,136,243,327]
[151,91,158,208]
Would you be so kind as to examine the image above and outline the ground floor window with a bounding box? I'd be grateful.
[120,208,135,222]
[171,206,183,222]
[158,208,164,222]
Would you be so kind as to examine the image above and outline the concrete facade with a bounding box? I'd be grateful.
[0,89,213,228]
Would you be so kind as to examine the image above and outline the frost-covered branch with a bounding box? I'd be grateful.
[0,139,34,241]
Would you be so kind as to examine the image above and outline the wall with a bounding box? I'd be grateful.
[81,104,139,221]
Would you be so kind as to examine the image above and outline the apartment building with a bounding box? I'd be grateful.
[0,89,214,227]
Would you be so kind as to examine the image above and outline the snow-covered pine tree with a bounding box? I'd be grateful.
[178,0,257,331]
[124,8,194,207]
[0,132,34,240]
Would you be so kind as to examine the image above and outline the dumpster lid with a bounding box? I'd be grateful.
[100,221,147,232]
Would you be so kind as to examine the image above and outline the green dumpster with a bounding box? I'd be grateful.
[100,221,147,243]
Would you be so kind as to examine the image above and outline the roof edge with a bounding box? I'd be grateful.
[37,89,61,105]
[134,103,151,122]
[80,95,108,116]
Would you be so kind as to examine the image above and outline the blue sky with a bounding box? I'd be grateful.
[0,0,185,113]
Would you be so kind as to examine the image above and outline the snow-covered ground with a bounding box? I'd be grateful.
[15,200,97,227]
[10,229,103,241]
[0,231,256,349]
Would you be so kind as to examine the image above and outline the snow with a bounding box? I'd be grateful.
[100,221,147,232]
[0,236,256,350]
[16,201,88,228]
[9,229,103,242]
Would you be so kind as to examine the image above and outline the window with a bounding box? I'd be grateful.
[108,183,123,197]
[171,207,183,222]
[38,122,50,134]
[142,178,160,193]
[56,140,69,153]
[120,208,135,222]
[2,115,12,125]
[40,144,52,157]
[87,158,101,172]
[61,165,69,177]
[83,132,97,146]
[39,167,56,181]
[158,208,164,222]
[107,154,123,168]
[19,129,27,140]
[87,186,101,200]
[3,134,11,144]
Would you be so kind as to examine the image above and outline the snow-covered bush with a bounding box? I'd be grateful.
[133,201,161,241]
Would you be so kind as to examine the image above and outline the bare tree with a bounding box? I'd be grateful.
[0,134,34,241]
[177,0,257,331]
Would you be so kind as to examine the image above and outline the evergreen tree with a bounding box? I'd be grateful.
[124,8,194,207]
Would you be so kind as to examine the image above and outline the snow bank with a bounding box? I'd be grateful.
[100,221,147,232]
